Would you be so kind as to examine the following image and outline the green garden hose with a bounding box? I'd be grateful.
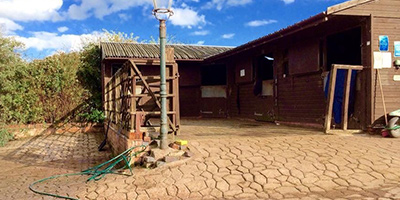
[29,145,147,200]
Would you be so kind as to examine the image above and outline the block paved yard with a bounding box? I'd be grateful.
[0,119,400,199]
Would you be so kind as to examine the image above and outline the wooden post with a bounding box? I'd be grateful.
[377,69,388,125]
[130,65,136,133]
[342,69,352,131]
[174,63,180,135]
[324,65,338,133]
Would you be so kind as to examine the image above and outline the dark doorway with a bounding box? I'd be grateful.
[201,65,226,85]
[326,27,361,71]
[325,27,361,126]
[253,54,274,97]
[200,65,227,118]
[254,54,274,81]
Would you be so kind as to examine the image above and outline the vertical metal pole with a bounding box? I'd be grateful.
[159,19,168,149]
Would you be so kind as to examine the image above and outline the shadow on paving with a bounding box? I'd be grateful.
[0,128,111,172]
[181,118,324,138]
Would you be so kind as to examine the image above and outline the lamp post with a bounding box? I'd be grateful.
[152,0,173,149]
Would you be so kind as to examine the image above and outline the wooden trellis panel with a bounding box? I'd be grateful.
[104,59,180,139]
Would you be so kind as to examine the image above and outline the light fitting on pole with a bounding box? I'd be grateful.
[152,0,174,21]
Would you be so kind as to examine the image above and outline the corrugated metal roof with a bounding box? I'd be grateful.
[101,42,234,61]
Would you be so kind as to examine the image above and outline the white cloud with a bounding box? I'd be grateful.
[191,30,210,36]
[67,0,152,20]
[0,0,63,22]
[196,41,205,45]
[14,31,102,52]
[222,33,235,39]
[0,18,23,34]
[170,7,206,28]
[118,13,131,21]
[203,0,252,10]
[57,26,69,33]
[282,0,295,4]
[245,19,277,27]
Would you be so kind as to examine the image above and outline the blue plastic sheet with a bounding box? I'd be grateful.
[324,69,357,124]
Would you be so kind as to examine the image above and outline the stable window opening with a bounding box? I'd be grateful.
[253,54,274,96]
[201,65,227,98]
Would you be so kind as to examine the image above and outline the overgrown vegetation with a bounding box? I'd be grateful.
[0,127,12,147]
[0,29,180,133]
[0,30,143,126]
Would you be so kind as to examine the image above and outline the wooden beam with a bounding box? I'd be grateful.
[324,64,338,133]
[342,69,353,130]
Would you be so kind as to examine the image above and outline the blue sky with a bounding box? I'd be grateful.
[0,0,346,59]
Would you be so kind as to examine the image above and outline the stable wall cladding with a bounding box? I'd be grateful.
[373,17,400,121]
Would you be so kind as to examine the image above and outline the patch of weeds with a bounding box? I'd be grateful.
[0,128,13,147]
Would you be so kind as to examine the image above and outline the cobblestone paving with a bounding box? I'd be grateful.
[1,119,400,199]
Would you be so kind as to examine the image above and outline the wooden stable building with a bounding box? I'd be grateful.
[101,0,400,151]
[202,0,400,130]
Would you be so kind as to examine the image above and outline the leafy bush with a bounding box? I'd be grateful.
[78,108,105,123]
[0,30,153,125]
[0,128,13,147]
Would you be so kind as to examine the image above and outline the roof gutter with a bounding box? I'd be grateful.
[102,57,205,62]
[205,12,328,62]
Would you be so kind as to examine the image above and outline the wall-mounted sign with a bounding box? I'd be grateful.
[394,75,400,81]
[374,51,392,69]
[379,35,389,51]
[240,69,245,77]
[394,41,400,57]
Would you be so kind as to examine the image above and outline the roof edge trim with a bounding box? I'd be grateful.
[326,0,376,15]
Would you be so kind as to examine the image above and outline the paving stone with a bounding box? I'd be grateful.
[185,179,207,192]
[216,180,229,192]
[261,169,281,178]
[2,119,400,200]
[223,174,245,185]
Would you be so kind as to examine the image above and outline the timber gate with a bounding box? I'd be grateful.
[104,59,180,148]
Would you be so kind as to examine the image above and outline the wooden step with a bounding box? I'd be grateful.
[140,126,159,133]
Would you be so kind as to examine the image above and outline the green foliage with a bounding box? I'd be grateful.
[78,109,105,123]
[0,29,181,125]
[0,127,13,147]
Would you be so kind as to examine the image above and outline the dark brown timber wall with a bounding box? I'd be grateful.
[220,15,371,128]
[225,55,275,120]
[178,62,202,117]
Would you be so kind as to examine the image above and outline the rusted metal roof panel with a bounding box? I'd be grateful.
[101,42,234,60]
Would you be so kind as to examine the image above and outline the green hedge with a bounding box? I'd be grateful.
[0,34,104,124]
